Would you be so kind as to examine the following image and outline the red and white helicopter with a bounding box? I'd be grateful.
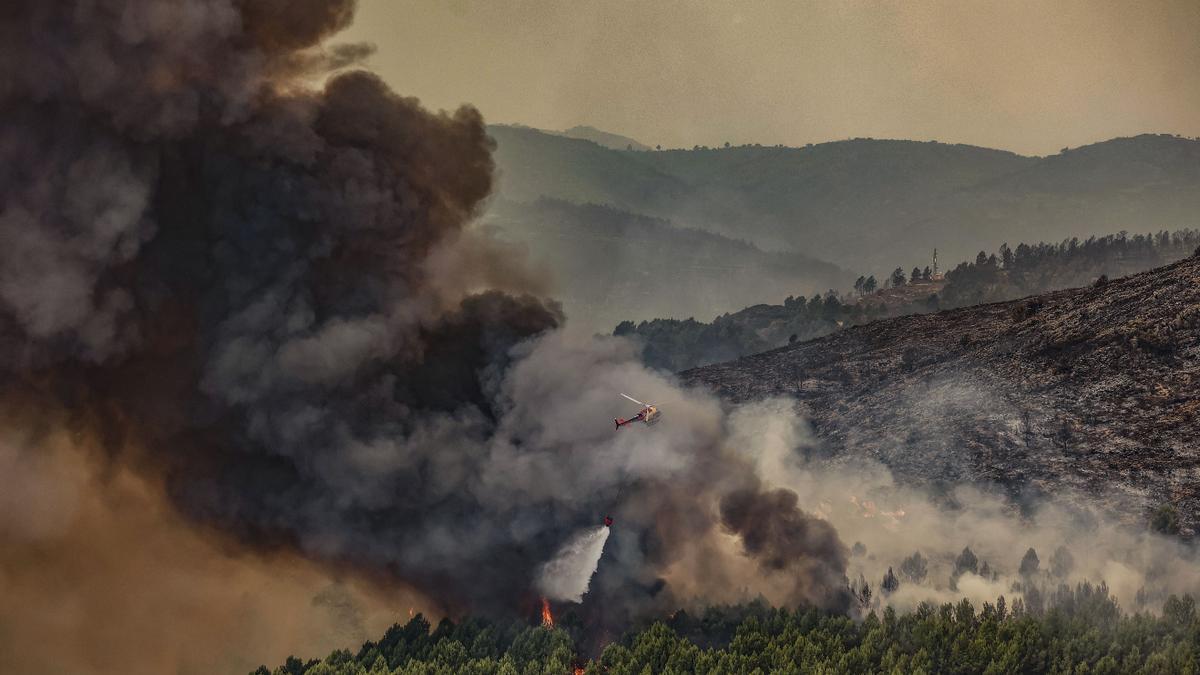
[614,393,661,430]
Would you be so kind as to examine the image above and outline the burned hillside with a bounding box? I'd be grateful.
[683,254,1200,534]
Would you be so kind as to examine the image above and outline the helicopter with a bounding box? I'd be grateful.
[614,393,661,430]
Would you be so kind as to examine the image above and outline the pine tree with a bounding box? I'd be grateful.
[882,567,899,595]
[1000,243,1014,268]
[900,551,928,584]
[1050,546,1074,578]
[1019,548,1040,577]
[856,575,873,607]
[954,547,978,576]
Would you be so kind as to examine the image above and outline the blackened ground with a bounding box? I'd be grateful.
[684,254,1200,535]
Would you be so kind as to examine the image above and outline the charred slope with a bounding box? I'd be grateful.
[683,255,1200,534]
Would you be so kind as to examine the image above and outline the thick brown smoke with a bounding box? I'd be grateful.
[720,485,849,609]
[0,405,427,675]
[0,1,852,671]
[1,0,561,614]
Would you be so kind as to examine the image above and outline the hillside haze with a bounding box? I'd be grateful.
[484,199,852,333]
[559,125,651,151]
[488,125,1200,272]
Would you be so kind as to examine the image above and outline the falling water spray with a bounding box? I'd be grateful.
[536,526,612,603]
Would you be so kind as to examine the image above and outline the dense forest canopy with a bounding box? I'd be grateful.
[940,231,1200,307]
[618,229,1200,371]
[256,587,1200,674]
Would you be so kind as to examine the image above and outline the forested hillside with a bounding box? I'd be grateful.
[940,230,1200,307]
[621,230,1199,371]
[929,135,1200,265]
[487,125,1200,270]
[254,588,1200,674]
[616,294,885,373]
[484,199,853,333]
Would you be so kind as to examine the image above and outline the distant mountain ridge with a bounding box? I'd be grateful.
[487,125,1200,273]
[483,199,853,333]
[559,125,652,151]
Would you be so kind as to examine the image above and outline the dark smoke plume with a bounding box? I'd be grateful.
[720,486,851,611]
[0,4,850,663]
[0,0,560,611]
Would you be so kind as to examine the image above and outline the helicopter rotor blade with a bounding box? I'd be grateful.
[620,393,646,406]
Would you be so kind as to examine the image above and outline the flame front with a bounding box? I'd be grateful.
[541,597,554,628]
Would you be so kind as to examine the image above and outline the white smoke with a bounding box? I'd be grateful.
[717,397,1200,614]
[536,525,611,602]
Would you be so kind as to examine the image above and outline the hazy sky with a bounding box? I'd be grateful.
[343,1,1200,155]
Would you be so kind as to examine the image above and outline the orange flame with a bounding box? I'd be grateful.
[540,597,554,628]
[850,494,907,526]
[574,667,586,675]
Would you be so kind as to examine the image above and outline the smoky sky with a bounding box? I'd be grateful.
[0,3,851,663]
[343,0,1200,155]
[6,2,1196,672]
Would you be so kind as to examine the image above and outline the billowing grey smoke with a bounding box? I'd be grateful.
[0,0,851,624]
[0,0,562,613]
